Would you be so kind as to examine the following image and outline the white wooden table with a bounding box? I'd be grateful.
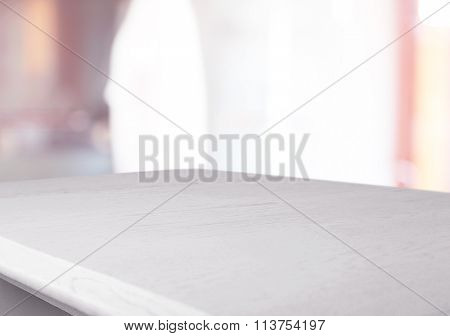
[0,171,449,315]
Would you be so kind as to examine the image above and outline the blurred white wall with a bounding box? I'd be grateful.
[105,0,207,172]
[107,0,397,186]
[277,0,397,185]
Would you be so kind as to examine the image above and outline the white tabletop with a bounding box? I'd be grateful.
[0,171,449,315]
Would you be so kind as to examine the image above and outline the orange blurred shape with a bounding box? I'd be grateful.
[413,26,450,191]
[24,0,57,76]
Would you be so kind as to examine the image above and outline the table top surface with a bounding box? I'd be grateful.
[0,171,449,316]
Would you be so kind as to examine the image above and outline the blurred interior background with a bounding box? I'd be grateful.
[0,0,449,192]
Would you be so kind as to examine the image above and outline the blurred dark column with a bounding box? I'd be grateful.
[55,0,124,121]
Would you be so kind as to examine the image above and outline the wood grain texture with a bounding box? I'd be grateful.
[0,171,449,315]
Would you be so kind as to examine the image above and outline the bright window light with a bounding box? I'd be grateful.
[418,0,450,27]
